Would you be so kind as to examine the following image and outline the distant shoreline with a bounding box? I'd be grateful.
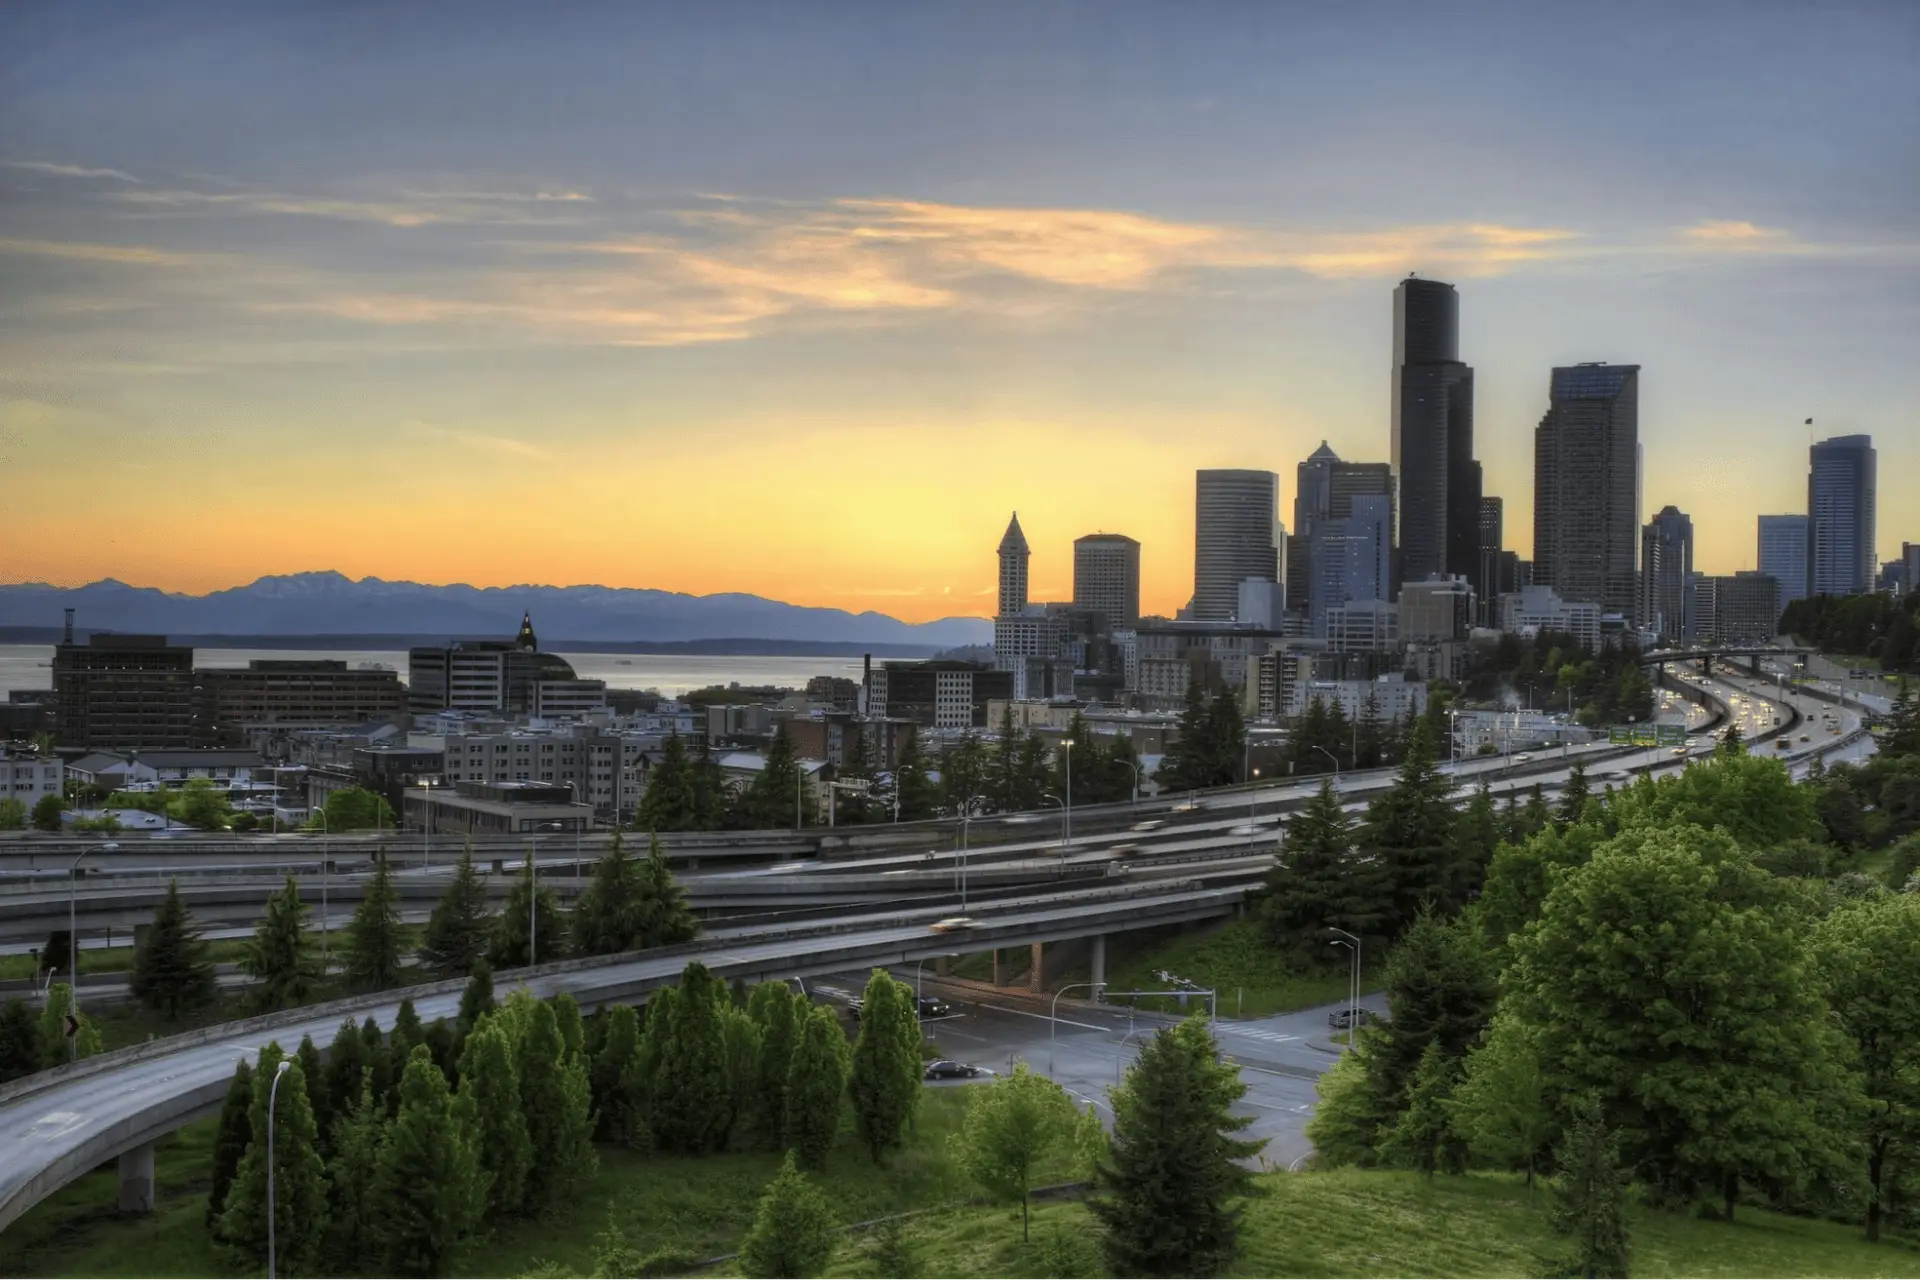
[0,629,941,658]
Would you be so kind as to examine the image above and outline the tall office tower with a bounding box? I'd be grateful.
[1391,277,1478,586]
[1477,495,1505,620]
[1532,363,1641,616]
[1308,493,1394,637]
[1193,469,1279,622]
[996,512,1030,616]
[1807,434,1877,597]
[1072,533,1141,627]
[1756,514,1810,605]
[1287,442,1393,621]
[1639,505,1694,643]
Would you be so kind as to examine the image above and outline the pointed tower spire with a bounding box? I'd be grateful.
[515,611,538,651]
[996,512,1030,617]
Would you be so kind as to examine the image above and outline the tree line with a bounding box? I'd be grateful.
[1782,592,1920,673]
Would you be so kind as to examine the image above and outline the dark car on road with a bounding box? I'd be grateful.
[1328,1007,1371,1030]
[923,1059,984,1080]
[917,996,951,1019]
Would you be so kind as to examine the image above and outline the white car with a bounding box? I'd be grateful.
[928,916,978,934]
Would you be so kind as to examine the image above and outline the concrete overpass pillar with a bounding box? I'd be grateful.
[118,1142,154,1214]
[991,950,1004,987]
[1028,942,1046,994]
[1749,656,1763,676]
[1090,935,1105,1001]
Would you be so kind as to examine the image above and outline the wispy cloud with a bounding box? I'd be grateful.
[2,160,141,183]
[0,237,194,265]
[401,419,552,460]
[1682,219,1792,247]
[111,184,596,228]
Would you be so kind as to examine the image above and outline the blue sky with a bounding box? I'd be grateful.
[2,0,1914,616]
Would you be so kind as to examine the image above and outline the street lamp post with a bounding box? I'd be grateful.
[1062,741,1074,850]
[314,808,330,970]
[267,1058,291,1280]
[527,820,564,965]
[68,841,119,1059]
[1312,745,1339,780]
[1328,927,1361,1050]
[1121,757,1142,805]
[1049,981,1106,1075]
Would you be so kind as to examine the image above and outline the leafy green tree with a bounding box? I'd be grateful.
[1449,1012,1555,1187]
[1607,751,1824,853]
[642,962,733,1153]
[489,857,566,968]
[1361,720,1460,926]
[30,792,64,831]
[418,843,492,974]
[720,1003,764,1148]
[1379,1040,1464,1178]
[849,969,921,1161]
[36,982,99,1067]
[345,851,406,991]
[0,797,26,830]
[1304,1047,1387,1168]
[858,1217,919,1280]
[632,835,698,948]
[373,1045,488,1277]
[179,776,233,830]
[129,878,217,1019]
[1551,1106,1630,1280]
[1263,778,1389,959]
[552,992,586,1062]
[320,1079,386,1277]
[206,1058,254,1229]
[509,993,598,1214]
[635,731,699,832]
[1507,824,1855,1212]
[1091,1017,1265,1276]
[456,1018,533,1217]
[950,1062,1079,1242]
[749,980,800,1150]
[1810,893,1920,1241]
[786,1003,852,1170]
[589,1003,644,1142]
[457,960,496,1035]
[0,998,39,1082]
[739,1151,838,1280]
[240,876,321,1012]
[218,1046,329,1274]
[308,786,396,833]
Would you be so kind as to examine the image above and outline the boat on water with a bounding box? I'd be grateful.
[615,659,633,665]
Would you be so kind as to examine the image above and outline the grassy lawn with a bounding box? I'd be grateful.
[1100,917,1380,1019]
[0,939,251,982]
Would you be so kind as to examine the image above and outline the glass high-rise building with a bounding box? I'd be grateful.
[1756,514,1810,606]
[1533,363,1641,617]
[1391,277,1479,587]
[1639,505,1693,643]
[1286,442,1393,623]
[1807,434,1877,597]
[1193,469,1279,622]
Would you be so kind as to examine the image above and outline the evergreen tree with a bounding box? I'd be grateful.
[323,1017,367,1137]
[849,969,921,1161]
[1091,1017,1265,1277]
[1719,720,1746,755]
[1551,1107,1630,1280]
[456,1019,532,1217]
[418,843,491,975]
[748,980,800,1150]
[360,1016,394,1113]
[1450,780,1501,903]
[1263,778,1389,959]
[206,1058,254,1229]
[296,1034,332,1153]
[1361,720,1460,928]
[786,1003,851,1170]
[690,739,729,831]
[941,731,991,812]
[893,729,939,821]
[218,1047,329,1275]
[0,997,39,1082]
[1158,681,1211,791]
[572,832,645,955]
[949,1062,1079,1242]
[391,998,426,1071]
[510,993,598,1214]
[240,876,321,1012]
[1368,910,1496,1114]
[1014,731,1051,810]
[720,1002,763,1148]
[1522,785,1552,838]
[588,1002,644,1142]
[1325,698,1354,771]
[642,963,733,1152]
[1557,762,1591,829]
[1882,680,1920,759]
[742,728,816,829]
[990,705,1024,811]
[738,1152,838,1280]
[320,1079,386,1278]
[634,731,699,832]
[552,992,585,1061]
[632,835,698,948]
[489,856,565,968]
[345,850,405,991]
[456,960,496,1035]
[373,1045,488,1277]
[128,878,217,1019]
[423,1018,459,1084]
[1378,1040,1464,1178]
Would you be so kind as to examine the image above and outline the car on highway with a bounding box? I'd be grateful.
[1671,747,1688,756]
[1130,819,1165,832]
[1328,1007,1372,1029]
[928,916,978,934]
[1515,753,1533,763]
[923,1059,986,1080]
[1799,734,1811,742]
[916,996,951,1019]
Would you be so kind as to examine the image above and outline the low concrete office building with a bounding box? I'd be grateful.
[402,779,592,836]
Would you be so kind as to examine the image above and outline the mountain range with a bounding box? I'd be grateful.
[0,573,993,649]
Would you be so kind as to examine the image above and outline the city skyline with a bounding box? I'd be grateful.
[3,1,1916,623]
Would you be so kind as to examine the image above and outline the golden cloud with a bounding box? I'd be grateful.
[0,237,196,265]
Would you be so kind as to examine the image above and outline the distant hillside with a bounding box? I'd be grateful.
[0,573,992,649]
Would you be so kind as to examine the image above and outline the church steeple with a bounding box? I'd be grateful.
[996,512,1030,617]
[515,611,538,651]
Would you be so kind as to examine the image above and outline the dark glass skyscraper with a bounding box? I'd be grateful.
[1391,277,1478,587]
[1639,505,1694,642]
[1287,442,1393,622]
[1533,363,1641,618]
[1806,434,1877,597]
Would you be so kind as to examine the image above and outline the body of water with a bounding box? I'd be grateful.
[0,644,863,699]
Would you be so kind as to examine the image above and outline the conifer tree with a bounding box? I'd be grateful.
[892,729,938,821]
[423,1018,459,1083]
[456,1018,533,1217]
[360,1016,393,1112]
[345,850,406,991]
[489,856,565,968]
[690,739,729,831]
[552,991,585,1061]
[511,993,598,1213]
[456,959,496,1035]
[572,832,646,955]
[1379,1040,1465,1177]
[1450,779,1502,902]
[748,980,800,1150]
[1263,778,1388,958]
[634,731,698,832]
[720,1002,763,1147]
[849,969,920,1162]
[129,878,217,1019]
[1551,1107,1630,1280]
[739,1152,838,1280]
[588,1002,644,1142]
[206,1058,253,1229]
[1091,1017,1265,1277]
[418,843,492,975]
[374,1045,488,1276]
[320,1078,386,1277]
[296,1034,332,1153]
[633,835,698,948]
[642,963,733,1152]
[218,1046,329,1274]
[391,997,426,1070]
[785,1003,851,1171]
[240,876,321,1012]
[1361,720,1460,928]
[323,1016,367,1142]
[0,997,39,1082]
[1557,762,1592,829]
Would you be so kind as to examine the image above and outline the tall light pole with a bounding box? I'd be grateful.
[67,841,119,1059]
[956,796,985,912]
[1062,740,1074,851]
[527,820,564,966]
[314,807,330,971]
[267,1058,291,1280]
[1121,756,1142,805]
[418,778,436,869]
[1312,745,1339,781]
[1328,926,1361,1048]
[1049,980,1106,1075]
